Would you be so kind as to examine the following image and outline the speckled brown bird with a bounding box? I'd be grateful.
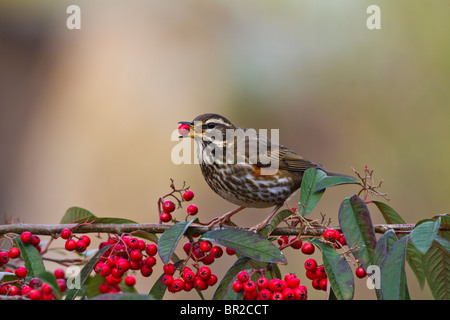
[178,113,351,230]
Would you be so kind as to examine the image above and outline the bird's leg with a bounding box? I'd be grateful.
[205,206,246,229]
[248,204,283,233]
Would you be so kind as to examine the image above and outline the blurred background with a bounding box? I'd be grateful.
[1,0,448,299]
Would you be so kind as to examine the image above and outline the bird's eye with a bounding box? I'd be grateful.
[207,122,215,129]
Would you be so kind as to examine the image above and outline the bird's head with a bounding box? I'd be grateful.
[178,113,236,142]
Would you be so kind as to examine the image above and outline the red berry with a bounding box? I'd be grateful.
[294,286,308,300]
[283,287,295,300]
[210,246,223,258]
[199,241,212,253]
[60,228,72,240]
[206,273,218,286]
[162,200,176,213]
[163,263,176,275]
[127,237,139,250]
[243,281,256,292]
[269,278,284,292]
[258,288,272,300]
[54,269,65,279]
[301,242,315,255]
[15,266,28,278]
[145,243,158,256]
[277,235,289,246]
[237,270,250,283]
[29,289,42,300]
[75,240,87,252]
[0,252,9,265]
[312,278,321,290]
[304,258,318,272]
[315,266,327,280]
[202,254,215,265]
[124,275,136,286]
[197,266,212,280]
[183,190,194,201]
[20,285,31,296]
[183,270,196,283]
[271,291,284,300]
[20,231,32,244]
[232,280,243,293]
[194,277,208,291]
[339,234,347,246]
[244,289,258,300]
[160,212,172,223]
[171,279,185,292]
[31,235,41,247]
[42,283,52,294]
[319,278,328,291]
[7,285,19,296]
[290,237,303,249]
[116,258,130,272]
[65,239,77,251]
[256,276,269,290]
[178,123,191,136]
[140,265,153,277]
[162,274,174,286]
[144,256,156,268]
[98,283,110,293]
[286,275,300,289]
[79,235,90,246]
[323,229,337,242]
[225,247,235,255]
[355,267,367,279]
[94,262,111,277]
[306,270,316,280]
[130,249,143,262]
[186,204,198,216]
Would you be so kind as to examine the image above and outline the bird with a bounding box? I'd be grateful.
[178,113,352,231]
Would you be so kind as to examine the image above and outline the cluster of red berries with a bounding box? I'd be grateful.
[160,190,198,223]
[232,271,307,300]
[60,228,91,253]
[322,228,347,247]
[161,264,218,293]
[94,235,158,294]
[0,247,20,268]
[182,240,234,265]
[0,268,67,300]
[18,231,42,252]
[304,258,328,291]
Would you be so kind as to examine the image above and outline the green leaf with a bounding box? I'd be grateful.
[338,194,377,270]
[258,209,293,237]
[0,272,17,282]
[410,217,441,255]
[65,244,112,300]
[158,219,197,265]
[406,240,426,289]
[380,236,410,300]
[85,274,105,298]
[373,230,397,299]
[313,175,359,193]
[60,207,97,224]
[299,168,327,217]
[14,238,45,277]
[312,239,354,300]
[212,256,252,300]
[423,238,450,300]
[133,230,159,243]
[37,271,62,299]
[371,201,406,224]
[201,229,286,264]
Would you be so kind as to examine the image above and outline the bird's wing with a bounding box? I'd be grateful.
[232,131,322,173]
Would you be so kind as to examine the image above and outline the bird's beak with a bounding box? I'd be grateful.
[178,121,196,138]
